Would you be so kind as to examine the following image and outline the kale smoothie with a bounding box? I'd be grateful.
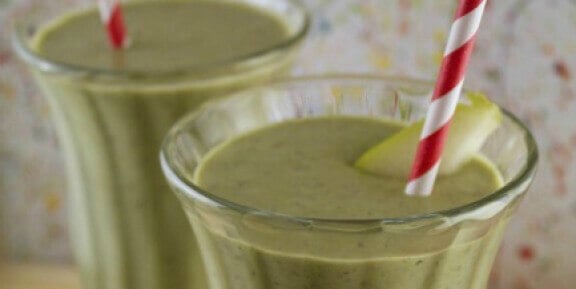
[189,117,505,289]
[194,117,503,219]
[31,1,291,71]
[16,1,308,289]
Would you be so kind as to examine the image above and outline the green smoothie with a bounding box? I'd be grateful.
[194,117,503,219]
[17,1,307,289]
[190,116,506,289]
[32,1,290,71]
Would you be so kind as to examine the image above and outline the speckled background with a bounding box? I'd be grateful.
[1,0,575,288]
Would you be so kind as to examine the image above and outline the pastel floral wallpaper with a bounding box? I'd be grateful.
[1,0,575,288]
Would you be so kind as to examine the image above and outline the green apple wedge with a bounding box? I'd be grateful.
[355,92,502,178]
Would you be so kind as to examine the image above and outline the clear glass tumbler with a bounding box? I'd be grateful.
[12,1,309,289]
[161,75,538,289]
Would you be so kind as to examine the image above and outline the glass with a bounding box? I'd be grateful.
[161,75,538,289]
[12,1,309,289]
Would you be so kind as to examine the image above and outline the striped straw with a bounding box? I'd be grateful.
[405,0,487,196]
[97,0,127,49]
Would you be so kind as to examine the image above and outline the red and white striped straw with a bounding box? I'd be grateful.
[97,0,128,49]
[405,0,487,196]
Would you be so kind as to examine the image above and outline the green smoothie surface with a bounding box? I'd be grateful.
[194,116,504,219]
[31,1,290,71]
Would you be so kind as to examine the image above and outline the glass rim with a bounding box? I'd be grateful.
[11,0,310,81]
[160,74,539,226]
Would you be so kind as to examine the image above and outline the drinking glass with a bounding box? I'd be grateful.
[12,1,309,289]
[161,75,537,289]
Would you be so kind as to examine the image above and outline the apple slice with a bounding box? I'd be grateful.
[355,92,502,178]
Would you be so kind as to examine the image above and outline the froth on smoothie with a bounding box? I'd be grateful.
[31,1,291,72]
[193,116,504,219]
